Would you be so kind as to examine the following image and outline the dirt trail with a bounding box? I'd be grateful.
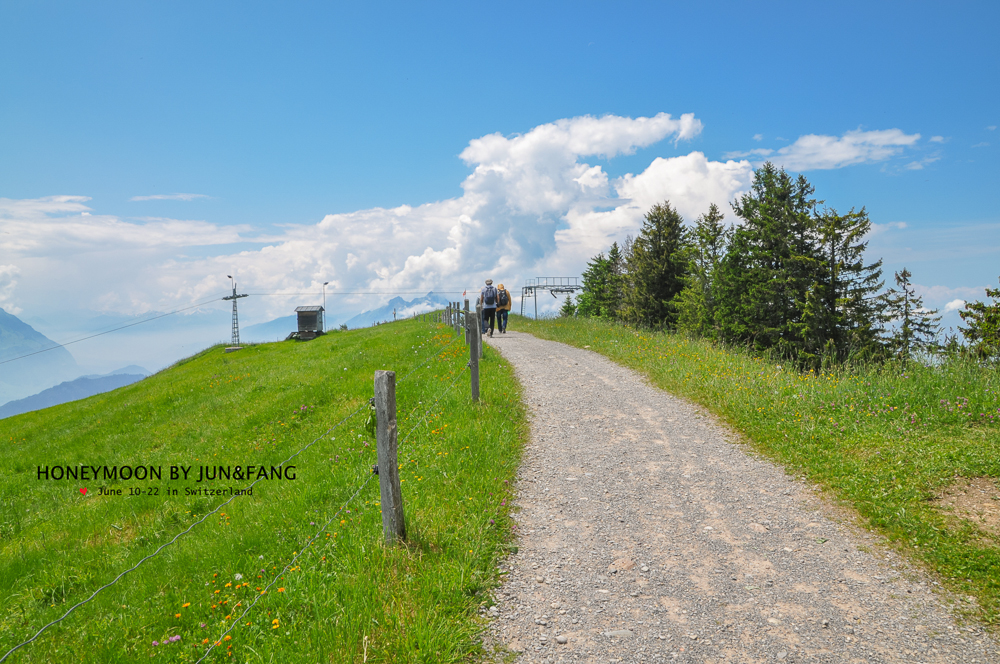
[484,331,997,664]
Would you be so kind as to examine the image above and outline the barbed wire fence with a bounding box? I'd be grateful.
[0,313,467,663]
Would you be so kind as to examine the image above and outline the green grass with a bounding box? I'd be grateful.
[514,314,1000,624]
[0,318,525,662]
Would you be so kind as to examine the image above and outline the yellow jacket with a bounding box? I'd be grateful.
[496,285,512,312]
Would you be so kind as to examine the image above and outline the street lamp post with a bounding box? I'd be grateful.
[322,281,329,332]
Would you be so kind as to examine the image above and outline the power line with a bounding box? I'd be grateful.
[0,295,227,366]
[0,318,462,662]
[244,291,468,296]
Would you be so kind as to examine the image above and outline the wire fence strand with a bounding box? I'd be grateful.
[0,403,368,663]
[195,353,469,661]
[194,472,377,663]
[1,311,464,662]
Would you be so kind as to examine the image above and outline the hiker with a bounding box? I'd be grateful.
[496,282,511,334]
[480,279,498,337]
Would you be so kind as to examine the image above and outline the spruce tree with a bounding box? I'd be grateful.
[795,207,886,366]
[577,245,623,319]
[958,278,1000,362]
[622,201,690,329]
[677,203,729,337]
[884,267,940,364]
[559,295,577,317]
[714,163,822,357]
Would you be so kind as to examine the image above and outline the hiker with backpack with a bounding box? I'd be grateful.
[480,279,498,337]
[496,282,511,334]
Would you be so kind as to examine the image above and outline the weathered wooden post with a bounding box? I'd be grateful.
[475,300,483,359]
[464,299,470,345]
[374,371,406,544]
[470,308,480,402]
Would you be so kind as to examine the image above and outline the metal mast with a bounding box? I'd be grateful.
[223,275,249,348]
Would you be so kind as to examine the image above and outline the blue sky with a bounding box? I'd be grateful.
[1,1,998,371]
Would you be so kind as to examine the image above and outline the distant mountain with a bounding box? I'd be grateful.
[241,315,298,342]
[0,308,79,404]
[0,368,150,419]
[343,293,450,329]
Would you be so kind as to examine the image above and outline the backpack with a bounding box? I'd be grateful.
[484,286,497,306]
[498,289,509,307]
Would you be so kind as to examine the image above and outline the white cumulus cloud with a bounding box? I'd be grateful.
[944,299,966,313]
[2,113,749,321]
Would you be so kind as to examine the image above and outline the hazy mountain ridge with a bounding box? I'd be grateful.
[343,293,450,329]
[0,368,150,419]
[0,308,79,403]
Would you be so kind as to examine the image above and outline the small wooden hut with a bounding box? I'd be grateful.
[294,306,324,340]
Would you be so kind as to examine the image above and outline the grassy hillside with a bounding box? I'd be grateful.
[515,315,1000,625]
[0,319,525,662]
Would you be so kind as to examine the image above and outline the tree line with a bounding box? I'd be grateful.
[567,162,1000,368]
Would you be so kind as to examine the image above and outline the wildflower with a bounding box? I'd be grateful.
[224,635,232,641]
[170,635,181,643]
[175,613,181,618]
[152,641,159,646]
[278,587,285,592]
[200,623,206,628]
[234,573,243,581]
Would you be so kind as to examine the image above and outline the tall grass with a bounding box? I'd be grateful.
[0,319,525,662]
[515,314,1000,624]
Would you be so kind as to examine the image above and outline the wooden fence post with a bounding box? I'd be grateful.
[464,299,470,345]
[374,371,406,544]
[470,310,480,402]
[475,300,483,359]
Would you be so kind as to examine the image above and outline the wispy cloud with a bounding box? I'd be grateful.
[929,135,947,143]
[0,264,22,315]
[752,134,763,142]
[722,148,774,160]
[767,128,920,171]
[724,128,921,171]
[129,193,210,202]
[989,126,997,131]
[901,155,941,171]
[972,142,990,148]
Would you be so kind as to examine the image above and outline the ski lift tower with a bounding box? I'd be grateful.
[520,277,584,319]
[223,275,249,352]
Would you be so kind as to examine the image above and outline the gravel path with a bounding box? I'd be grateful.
[483,331,997,664]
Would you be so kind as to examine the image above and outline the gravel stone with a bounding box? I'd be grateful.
[481,331,1000,663]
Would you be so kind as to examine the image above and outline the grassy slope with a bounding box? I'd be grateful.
[0,319,525,662]
[514,315,1000,624]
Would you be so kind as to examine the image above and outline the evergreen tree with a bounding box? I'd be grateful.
[884,267,940,364]
[577,244,624,319]
[622,201,690,329]
[714,163,822,357]
[559,295,577,317]
[794,207,886,366]
[958,278,1000,362]
[676,203,729,337]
